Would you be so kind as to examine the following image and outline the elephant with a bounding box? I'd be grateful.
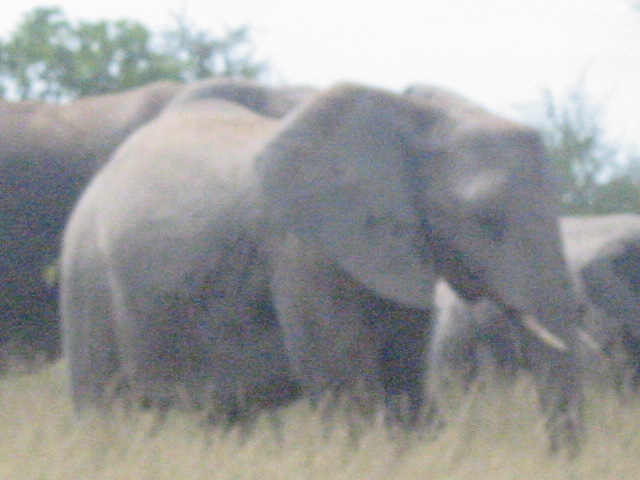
[61,81,583,451]
[429,214,640,391]
[576,217,640,385]
[0,80,182,360]
[59,80,315,417]
[258,83,584,451]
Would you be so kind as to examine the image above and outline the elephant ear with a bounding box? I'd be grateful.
[259,84,439,309]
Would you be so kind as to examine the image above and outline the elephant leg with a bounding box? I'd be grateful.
[619,327,640,388]
[60,233,121,412]
[114,295,213,409]
[269,235,384,406]
[365,296,435,426]
[491,333,530,378]
[520,336,584,455]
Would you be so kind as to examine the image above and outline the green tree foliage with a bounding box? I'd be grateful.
[530,82,640,214]
[591,175,640,213]
[163,15,264,83]
[0,7,264,101]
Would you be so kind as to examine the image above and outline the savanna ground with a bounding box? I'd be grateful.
[1,360,640,480]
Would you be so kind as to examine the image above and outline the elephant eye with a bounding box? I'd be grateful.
[475,210,507,242]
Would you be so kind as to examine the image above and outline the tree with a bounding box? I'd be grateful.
[538,83,615,212]
[526,80,639,214]
[0,7,265,101]
[162,15,265,84]
[592,155,640,214]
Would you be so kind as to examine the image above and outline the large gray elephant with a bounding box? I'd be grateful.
[61,82,583,450]
[60,81,315,417]
[259,84,584,450]
[0,81,182,360]
[430,214,640,390]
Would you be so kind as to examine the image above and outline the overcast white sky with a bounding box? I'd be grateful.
[2,0,639,152]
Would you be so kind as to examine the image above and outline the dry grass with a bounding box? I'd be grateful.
[1,362,639,479]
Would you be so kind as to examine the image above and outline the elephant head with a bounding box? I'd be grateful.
[0,80,182,360]
[259,83,584,451]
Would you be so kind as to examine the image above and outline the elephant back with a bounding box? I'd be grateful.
[167,77,316,118]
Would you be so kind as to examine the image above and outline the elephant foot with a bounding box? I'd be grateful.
[542,388,584,457]
[384,394,445,438]
[546,409,583,458]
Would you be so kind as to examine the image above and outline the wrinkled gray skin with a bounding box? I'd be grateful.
[60,81,314,417]
[0,81,182,359]
[430,214,640,390]
[259,84,583,451]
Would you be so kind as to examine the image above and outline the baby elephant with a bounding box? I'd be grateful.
[430,281,546,393]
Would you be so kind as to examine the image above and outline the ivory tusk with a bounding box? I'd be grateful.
[576,328,602,353]
[522,315,568,352]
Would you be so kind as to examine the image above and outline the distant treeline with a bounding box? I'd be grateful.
[0,6,265,101]
[1,7,638,214]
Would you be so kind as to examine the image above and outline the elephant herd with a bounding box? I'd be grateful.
[2,77,640,453]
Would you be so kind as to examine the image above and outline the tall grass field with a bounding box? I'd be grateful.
[1,361,639,479]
